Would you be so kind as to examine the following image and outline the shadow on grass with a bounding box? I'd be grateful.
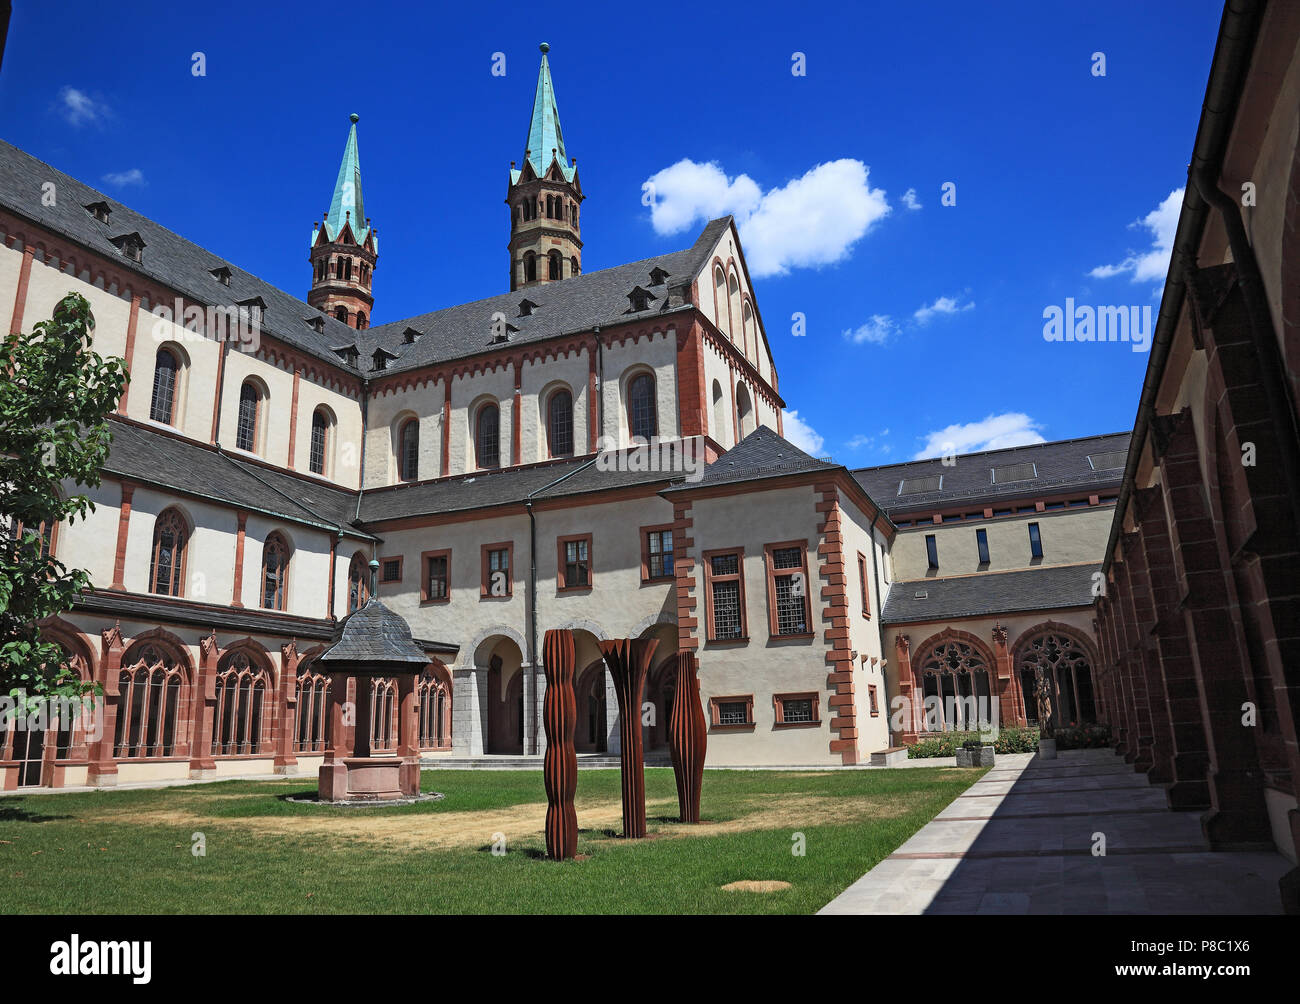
[0,801,72,824]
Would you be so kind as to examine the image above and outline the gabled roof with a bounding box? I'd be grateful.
[852,432,1131,514]
[0,139,365,376]
[882,563,1101,624]
[102,417,373,540]
[512,43,575,184]
[665,425,835,493]
[361,217,733,373]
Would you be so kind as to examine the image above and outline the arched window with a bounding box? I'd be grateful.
[915,639,993,733]
[1017,630,1096,728]
[417,668,451,749]
[6,514,57,561]
[524,252,537,283]
[545,195,554,218]
[335,305,348,323]
[476,404,500,469]
[712,380,728,447]
[370,678,397,751]
[741,301,754,358]
[628,372,657,441]
[112,644,186,759]
[570,256,579,276]
[149,348,179,424]
[398,418,419,482]
[148,508,188,596]
[294,664,331,753]
[736,383,755,440]
[713,266,728,336]
[309,409,330,475]
[728,273,742,343]
[548,251,561,280]
[347,552,369,612]
[356,310,367,330]
[211,650,270,756]
[236,381,261,453]
[261,533,290,611]
[547,389,574,457]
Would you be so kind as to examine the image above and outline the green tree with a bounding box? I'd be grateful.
[0,292,127,712]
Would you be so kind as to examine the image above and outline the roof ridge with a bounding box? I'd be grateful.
[851,430,1132,475]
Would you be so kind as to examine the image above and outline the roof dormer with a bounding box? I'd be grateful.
[84,201,111,224]
[333,344,360,367]
[109,231,145,263]
[304,315,325,334]
[209,266,232,286]
[403,326,423,344]
[371,347,398,371]
[626,285,657,313]
[649,266,670,286]
[518,298,540,317]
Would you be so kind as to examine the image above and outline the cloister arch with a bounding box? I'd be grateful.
[1011,621,1099,728]
[910,628,998,733]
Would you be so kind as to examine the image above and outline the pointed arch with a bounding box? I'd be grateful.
[260,531,292,611]
[347,551,370,612]
[148,506,191,597]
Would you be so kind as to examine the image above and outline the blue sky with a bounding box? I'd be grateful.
[1,0,1223,464]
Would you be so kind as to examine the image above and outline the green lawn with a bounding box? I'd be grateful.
[0,765,984,914]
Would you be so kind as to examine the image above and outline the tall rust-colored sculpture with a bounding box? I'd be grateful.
[598,637,658,838]
[541,628,578,860]
[667,650,707,823]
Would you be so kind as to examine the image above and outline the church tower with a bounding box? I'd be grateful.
[507,43,583,292]
[309,113,377,329]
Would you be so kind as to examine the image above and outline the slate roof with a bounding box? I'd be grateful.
[852,432,1131,514]
[881,563,1101,624]
[103,417,372,539]
[359,218,732,373]
[317,596,429,669]
[662,425,838,493]
[0,139,367,373]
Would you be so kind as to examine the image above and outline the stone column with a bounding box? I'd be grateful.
[397,674,420,796]
[1122,531,1173,781]
[274,641,299,774]
[991,624,1018,730]
[318,674,353,801]
[452,666,487,757]
[87,623,124,785]
[1156,409,1272,848]
[894,634,917,743]
[189,631,219,778]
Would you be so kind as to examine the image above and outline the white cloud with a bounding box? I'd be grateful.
[901,187,922,210]
[913,295,974,325]
[782,409,824,455]
[102,168,145,188]
[844,434,875,450]
[1089,188,1183,284]
[58,86,109,127]
[644,158,890,278]
[843,314,897,345]
[912,412,1045,460]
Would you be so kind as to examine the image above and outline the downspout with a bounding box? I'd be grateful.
[868,518,889,743]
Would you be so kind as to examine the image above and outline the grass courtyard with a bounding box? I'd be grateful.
[0,765,984,914]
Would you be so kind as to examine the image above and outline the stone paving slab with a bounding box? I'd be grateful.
[819,748,1291,915]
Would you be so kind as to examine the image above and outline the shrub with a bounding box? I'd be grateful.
[906,726,1041,758]
[1055,723,1111,750]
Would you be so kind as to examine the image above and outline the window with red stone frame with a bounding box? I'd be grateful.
[858,551,871,618]
[703,547,747,642]
[774,691,820,727]
[763,541,811,638]
[557,533,592,591]
[422,548,451,604]
[481,542,513,598]
[709,694,754,729]
[640,524,675,582]
[868,685,880,717]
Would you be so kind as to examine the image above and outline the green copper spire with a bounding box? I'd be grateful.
[517,43,575,182]
[323,113,370,244]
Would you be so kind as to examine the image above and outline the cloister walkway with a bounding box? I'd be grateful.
[819,748,1291,914]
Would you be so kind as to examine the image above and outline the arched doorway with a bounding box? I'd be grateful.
[486,653,524,754]
[575,659,608,753]
[639,621,678,750]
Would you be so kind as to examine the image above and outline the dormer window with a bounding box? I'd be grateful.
[84,201,111,224]
[403,326,422,344]
[649,266,669,286]
[490,321,519,345]
[110,232,145,263]
[333,344,360,367]
[210,266,232,286]
[626,285,656,313]
[518,298,539,317]
[304,316,325,334]
[236,295,266,311]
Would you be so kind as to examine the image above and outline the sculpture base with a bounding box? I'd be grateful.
[318,757,404,802]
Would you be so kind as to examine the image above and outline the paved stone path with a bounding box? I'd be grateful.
[819,748,1291,914]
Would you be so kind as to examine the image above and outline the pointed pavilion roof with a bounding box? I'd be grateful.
[512,43,575,185]
[317,113,371,246]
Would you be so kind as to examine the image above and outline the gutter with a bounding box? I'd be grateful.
[1100,0,1264,575]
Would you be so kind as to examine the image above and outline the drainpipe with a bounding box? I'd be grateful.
[1191,165,1300,538]
[868,520,889,743]
[525,498,539,753]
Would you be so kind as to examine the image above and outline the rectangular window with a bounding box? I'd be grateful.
[481,543,513,598]
[774,692,820,728]
[926,534,939,569]
[557,534,592,590]
[380,557,403,583]
[1028,522,1043,559]
[641,525,674,581]
[764,542,811,637]
[709,695,754,729]
[976,528,990,565]
[704,549,747,641]
[858,552,871,618]
[868,685,880,717]
[421,549,451,604]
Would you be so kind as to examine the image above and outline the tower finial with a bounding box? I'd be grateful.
[350,112,359,123]
[539,41,549,53]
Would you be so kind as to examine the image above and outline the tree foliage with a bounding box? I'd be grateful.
[0,292,127,709]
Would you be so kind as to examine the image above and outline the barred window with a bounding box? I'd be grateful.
[782,699,813,723]
[645,529,673,579]
[718,701,749,726]
[769,545,809,636]
[708,551,744,640]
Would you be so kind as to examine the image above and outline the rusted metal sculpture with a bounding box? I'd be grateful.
[541,628,578,860]
[598,637,658,838]
[667,650,707,823]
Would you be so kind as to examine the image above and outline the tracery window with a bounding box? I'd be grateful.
[148,508,188,597]
[294,666,331,753]
[916,640,992,732]
[261,533,290,611]
[112,644,186,759]
[1017,631,1095,727]
[211,651,269,756]
[370,678,397,751]
[417,670,451,749]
